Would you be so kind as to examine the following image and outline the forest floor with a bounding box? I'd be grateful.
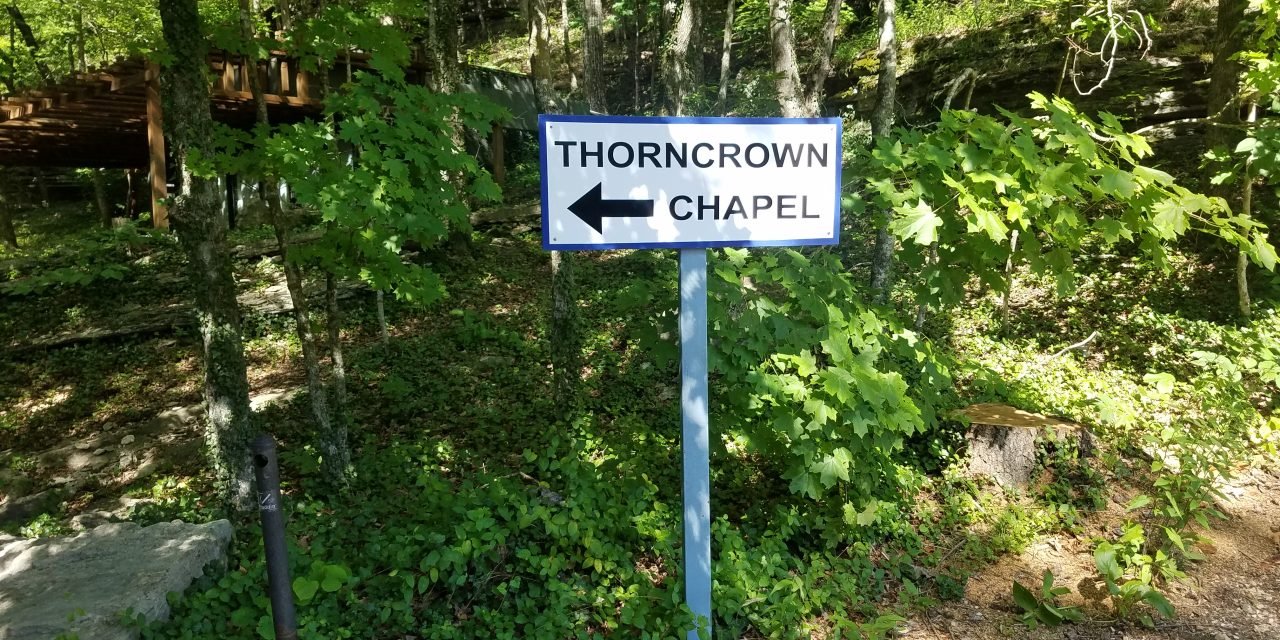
[2,204,1278,638]
[902,465,1280,640]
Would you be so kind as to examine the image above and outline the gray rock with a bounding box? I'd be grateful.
[120,435,136,446]
[0,519,233,640]
[69,511,113,531]
[0,489,62,527]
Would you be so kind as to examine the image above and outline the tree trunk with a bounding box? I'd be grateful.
[1237,103,1257,321]
[158,0,255,512]
[717,0,734,114]
[428,0,462,94]
[663,0,700,116]
[91,169,111,228]
[868,0,898,303]
[325,273,348,411]
[125,169,140,219]
[239,0,346,484]
[0,48,17,93]
[549,249,580,414]
[1206,0,1250,319]
[534,0,582,417]
[767,0,805,117]
[1205,0,1247,153]
[0,182,17,248]
[4,5,51,83]
[802,0,842,115]
[75,8,86,72]
[531,0,557,113]
[560,0,577,91]
[582,0,607,113]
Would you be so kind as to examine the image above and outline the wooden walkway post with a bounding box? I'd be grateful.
[490,124,505,186]
[146,62,168,229]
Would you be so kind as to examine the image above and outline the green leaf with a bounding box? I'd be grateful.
[811,448,852,487]
[1142,372,1175,395]
[1235,137,1259,154]
[292,576,319,603]
[1126,494,1152,511]
[320,565,348,592]
[1151,199,1191,239]
[256,614,276,640]
[1099,168,1137,198]
[855,498,879,526]
[1012,581,1040,614]
[1094,543,1122,583]
[1251,232,1277,271]
[891,200,943,245]
[1132,165,1174,185]
[1144,590,1176,619]
[788,472,821,499]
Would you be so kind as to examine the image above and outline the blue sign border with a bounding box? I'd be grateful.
[538,114,844,251]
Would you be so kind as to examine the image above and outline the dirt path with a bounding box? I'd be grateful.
[902,467,1280,640]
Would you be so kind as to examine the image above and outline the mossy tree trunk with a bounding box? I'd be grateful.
[533,0,583,417]
[157,0,255,512]
[91,169,111,228]
[663,0,699,116]
[868,0,898,303]
[582,0,607,113]
[560,0,577,92]
[716,0,734,114]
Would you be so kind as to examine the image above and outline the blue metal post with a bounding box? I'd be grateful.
[679,248,711,639]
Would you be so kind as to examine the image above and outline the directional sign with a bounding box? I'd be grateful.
[540,115,842,250]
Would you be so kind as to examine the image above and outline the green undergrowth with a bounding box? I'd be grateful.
[5,213,1275,635]
[134,230,1277,638]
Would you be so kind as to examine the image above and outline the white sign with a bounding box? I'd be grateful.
[540,115,842,250]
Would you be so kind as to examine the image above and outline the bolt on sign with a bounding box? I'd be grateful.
[539,114,842,639]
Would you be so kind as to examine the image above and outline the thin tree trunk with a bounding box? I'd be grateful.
[534,0,582,417]
[376,290,389,340]
[663,0,699,116]
[75,8,86,72]
[4,5,51,83]
[560,0,576,91]
[34,172,48,207]
[803,0,842,115]
[239,0,345,483]
[767,0,805,117]
[317,0,349,428]
[633,0,642,111]
[91,169,110,228]
[1001,230,1019,329]
[476,0,491,41]
[717,0,734,114]
[868,0,898,303]
[158,0,255,512]
[582,0,607,112]
[0,181,16,248]
[1237,103,1257,321]
[0,48,17,93]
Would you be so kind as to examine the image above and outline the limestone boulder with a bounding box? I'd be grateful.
[0,519,233,640]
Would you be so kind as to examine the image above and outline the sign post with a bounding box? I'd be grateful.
[539,114,842,639]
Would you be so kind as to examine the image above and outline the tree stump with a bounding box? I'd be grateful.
[956,403,1095,489]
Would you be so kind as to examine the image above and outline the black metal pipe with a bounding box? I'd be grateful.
[252,434,298,640]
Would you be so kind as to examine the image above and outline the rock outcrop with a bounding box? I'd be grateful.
[0,520,233,640]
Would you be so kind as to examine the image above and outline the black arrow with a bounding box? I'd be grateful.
[567,182,654,234]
